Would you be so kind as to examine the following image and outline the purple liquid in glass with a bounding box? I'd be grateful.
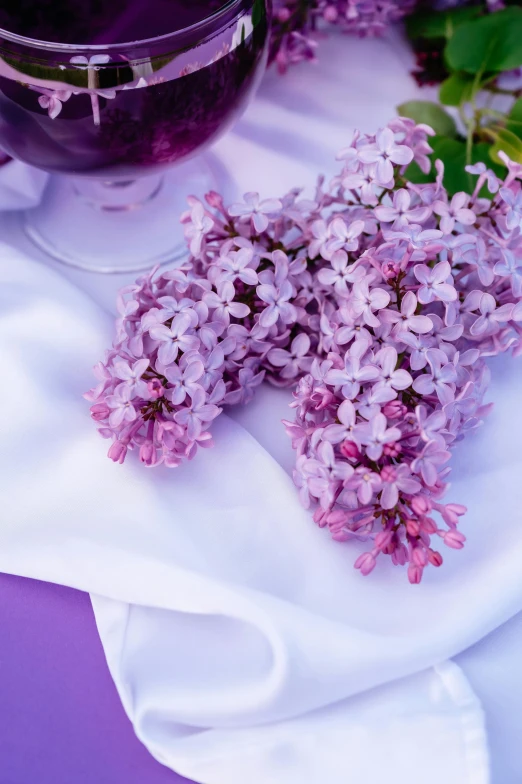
[0,0,268,178]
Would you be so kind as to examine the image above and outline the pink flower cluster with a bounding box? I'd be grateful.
[270,0,416,72]
[89,119,522,581]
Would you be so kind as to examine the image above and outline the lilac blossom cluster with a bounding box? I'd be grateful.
[279,124,522,583]
[270,0,416,73]
[89,119,522,580]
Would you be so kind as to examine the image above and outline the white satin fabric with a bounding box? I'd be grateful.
[1,30,521,784]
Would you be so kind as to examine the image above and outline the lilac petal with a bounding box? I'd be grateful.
[240,268,258,286]
[228,302,251,318]
[259,304,279,328]
[391,369,412,389]
[257,284,276,305]
[413,375,434,395]
[381,482,398,510]
[435,283,457,302]
[252,212,269,233]
[358,365,380,382]
[413,264,430,285]
[184,361,205,383]
[338,399,356,427]
[149,324,172,341]
[292,333,311,357]
[408,314,433,334]
[322,424,348,444]
[268,348,291,367]
[197,404,221,422]
[432,261,452,284]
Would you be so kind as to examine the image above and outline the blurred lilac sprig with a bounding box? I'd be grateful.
[270,0,416,73]
[88,119,522,582]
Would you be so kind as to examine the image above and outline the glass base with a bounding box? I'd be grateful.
[23,158,216,274]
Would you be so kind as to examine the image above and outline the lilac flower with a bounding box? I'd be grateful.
[380,465,421,509]
[358,127,413,184]
[306,441,354,507]
[345,467,382,505]
[165,360,204,405]
[317,250,365,296]
[412,349,457,405]
[499,187,522,230]
[203,282,250,324]
[322,400,356,443]
[373,346,413,396]
[325,341,380,399]
[268,334,312,379]
[381,291,432,335]
[217,248,258,286]
[113,358,149,397]
[465,162,500,194]
[387,224,444,253]
[309,220,330,259]
[349,280,390,327]
[324,218,364,257]
[493,250,522,298]
[257,280,296,327]
[173,388,221,440]
[184,202,214,256]
[38,90,72,119]
[416,406,447,446]
[357,413,401,461]
[228,192,283,233]
[149,313,199,366]
[414,261,457,304]
[412,441,451,486]
[433,192,476,234]
[106,385,137,428]
[469,293,513,336]
[374,189,431,227]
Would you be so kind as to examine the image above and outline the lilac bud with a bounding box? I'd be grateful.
[412,545,428,567]
[411,495,432,516]
[405,518,420,537]
[381,260,400,279]
[374,530,393,551]
[383,442,402,457]
[382,400,407,420]
[139,442,158,467]
[443,530,466,550]
[354,551,376,576]
[441,503,467,526]
[205,190,225,211]
[90,402,110,421]
[147,379,165,400]
[108,441,127,464]
[408,564,423,584]
[428,549,443,567]
[340,440,360,460]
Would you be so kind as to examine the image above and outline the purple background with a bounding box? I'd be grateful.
[0,574,191,784]
[2,572,522,784]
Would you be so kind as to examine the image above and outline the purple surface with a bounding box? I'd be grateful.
[0,574,192,784]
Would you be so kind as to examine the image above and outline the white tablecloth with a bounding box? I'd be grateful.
[1,29,522,784]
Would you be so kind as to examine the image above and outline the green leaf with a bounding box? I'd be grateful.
[506,98,522,140]
[252,0,264,28]
[430,136,474,195]
[445,8,522,75]
[397,100,457,137]
[403,160,433,185]
[439,72,475,107]
[405,6,483,40]
[490,128,522,165]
